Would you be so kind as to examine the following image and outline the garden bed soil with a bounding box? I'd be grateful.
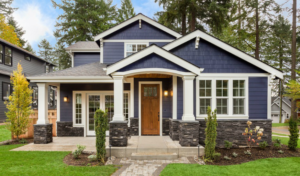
[6,138,34,145]
[64,153,108,166]
[207,144,300,165]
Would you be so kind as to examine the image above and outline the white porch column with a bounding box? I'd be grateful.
[182,75,196,121]
[36,83,49,124]
[112,76,125,121]
[56,85,60,122]
[172,76,177,119]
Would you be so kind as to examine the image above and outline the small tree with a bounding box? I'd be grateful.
[242,121,263,151]
[288,118,299,150]
[5,63,32,140]
[94,109,108,164]
[204,106,218,160]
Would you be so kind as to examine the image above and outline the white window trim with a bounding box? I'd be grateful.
[196,77,248,119]
[124,42,149,57]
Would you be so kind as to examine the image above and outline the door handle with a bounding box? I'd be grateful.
[158,112,160,121]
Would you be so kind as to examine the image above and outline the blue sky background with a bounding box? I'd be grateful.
[10,0,297,53]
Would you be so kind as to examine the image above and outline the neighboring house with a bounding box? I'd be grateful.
[28,14,283,147]
[0,38,56,123]
[271,97,291,123]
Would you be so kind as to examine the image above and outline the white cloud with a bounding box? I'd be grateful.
[12,3,55,46]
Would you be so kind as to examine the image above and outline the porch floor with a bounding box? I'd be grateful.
[11,136,204,158]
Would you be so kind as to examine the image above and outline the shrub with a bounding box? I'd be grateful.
[88,155,97,162]
[213,152,221,161]
[204,106,218,160]
[224,140,232,149]
[244,150,251,155]
[284,119,290,123]
[232,152,238,158]
[273,138,281,145]
[278,150,284,154]
[224,156,231,160]
[259,141,268,150]
[288,118,299,150]
[72,145,86,159]
[273,143,281,149]
[94,109,108,164]
[19,138,27,144]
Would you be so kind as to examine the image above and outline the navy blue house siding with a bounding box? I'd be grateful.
[119,54,189,72]
[104,21,176,40]
[177,77,183,120]
[171,39,266,73]
[248,77,268,119]
[60,83,130,122]
[103,42,124,64]
[134,78,172,119]
[74,53,100,67]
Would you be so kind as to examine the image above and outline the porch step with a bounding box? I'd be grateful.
[131,152,178,160]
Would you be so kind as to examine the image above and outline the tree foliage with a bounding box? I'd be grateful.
[24,43,36,54]
[0,0,16,17]
[53,43,72,70]
[204,106,218,161]
[5,63,32,140]
[0,14,21,47]
[288,118,299,150]
[7,16,27,47]
[116,0,135,23]
[38,39,53,63]
[94,109,108,164]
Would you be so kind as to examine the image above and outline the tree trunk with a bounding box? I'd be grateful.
[181,12,186,35]
[279,80,283,123]
[291,0,297,120]
[238,0,241,46]
[255,0,260,60]
[189,10,196,32]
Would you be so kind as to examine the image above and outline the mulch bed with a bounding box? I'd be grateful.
[64,153,108,166]
[5,138,34,145]
[207,144,300,165]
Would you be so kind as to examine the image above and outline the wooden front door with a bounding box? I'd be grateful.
[141,84,160,135]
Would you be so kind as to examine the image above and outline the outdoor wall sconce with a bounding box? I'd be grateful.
[63,96,68,102]
[164,90,168,96]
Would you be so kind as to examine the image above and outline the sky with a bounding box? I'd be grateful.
[10,0,297,53]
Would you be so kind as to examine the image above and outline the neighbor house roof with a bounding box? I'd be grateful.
[65,41,99,51]
[0,38,56,66]
[272,97,291,107]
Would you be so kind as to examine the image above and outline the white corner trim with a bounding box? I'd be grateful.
[94,14,181,41]
[107,45,202,75]
[268,76,272,119]
[172,76,177,119]
[138,81,162,136]
[163,30,283,79]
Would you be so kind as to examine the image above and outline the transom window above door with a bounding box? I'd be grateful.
[125,43,148,57]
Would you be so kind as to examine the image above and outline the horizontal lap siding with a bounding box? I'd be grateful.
[119,54,189,72]
[171,39,266,73]
[249,77,268,119]
[74,53,100,67]
[103,42,124,64]
[104,21,176,40]
[60,83,130,122]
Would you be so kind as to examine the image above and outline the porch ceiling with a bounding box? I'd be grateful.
[127,74,172,78]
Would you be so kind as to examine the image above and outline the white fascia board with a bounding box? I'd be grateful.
[106,45,202,75]
[112,68,196,77]
[94,14,182,41]
[163,30,284,79]
[65,49,100,52]
[200,73,270,77]
[28,76,112,83]
[103,39,174,43]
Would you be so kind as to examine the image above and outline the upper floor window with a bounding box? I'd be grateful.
[24,55,31,61]
[46,65,50,73]
[2,82,12,101]
[4,46,12,66]
[0,44,3,63]
[125,43,147,57]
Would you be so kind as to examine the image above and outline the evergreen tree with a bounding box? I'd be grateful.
[116,0,135,23]
[291,0,297,120]
[53,43,71,70]
[24,43,36,55]
[52,0,117,45]
[0,0,16,17]
[38,39,53,63]
[7,16,27,47]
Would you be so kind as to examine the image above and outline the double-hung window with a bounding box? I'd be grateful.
[0,44,3,63]
[125,43,147,57]
[199,80,212,114]
[233,80,245,114]
[2,82,12,100]
[75,93,82,124]
[4,46,12,66]
[216,80,228,114]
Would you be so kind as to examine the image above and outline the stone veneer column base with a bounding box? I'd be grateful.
[34,124,53,144]
[169,119,179,140]
[198,119,272,148]
[130,118,139,136]
[109,121,128,147]
[162,118,170,136]
[179,121,199,146]
[57,121,84,137]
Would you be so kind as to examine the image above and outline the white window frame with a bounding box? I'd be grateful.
[198,79,212,115]
[124,42,149,57]
[196,77,248,119]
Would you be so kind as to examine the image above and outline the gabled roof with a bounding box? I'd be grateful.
[0,38,56,66]
[106,44,203,75]
[163,30,283,79]
[65,41,99,51]
[272,97,291,107]
[94,13,182,41]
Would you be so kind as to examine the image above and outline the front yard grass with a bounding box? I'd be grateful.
[0,144,117,176]
[272,136,300,148]
[0,125,11,142]
[272,123,300,127]
[161,157,300,176]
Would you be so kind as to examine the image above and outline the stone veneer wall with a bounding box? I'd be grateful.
[179,121,199,146]
[109,121,128,146]
[162,118,170,136]
[34,124,53,144]
[198,119,272,147]
[169,119,179,140]
[57,121,84,137]
[130,118,139,136]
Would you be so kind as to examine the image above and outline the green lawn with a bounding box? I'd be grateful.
[0,144,117,176]
[0,125,11,142]
[272,123,300,127]
[272,136,300,148]
[161,157,300,176]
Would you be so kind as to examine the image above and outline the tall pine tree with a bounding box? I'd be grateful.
[7,16,26,47]
[24,43,36,55]
[0,0,16,17]
[116,0,135,23]
[38,39,53,63]
[53,43,71,71]
[52,0,117,45]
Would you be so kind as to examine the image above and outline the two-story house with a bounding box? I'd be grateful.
[28,14,283,147]
[0,38,56,123]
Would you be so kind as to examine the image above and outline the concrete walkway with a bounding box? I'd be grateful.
[272,126,300,135]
